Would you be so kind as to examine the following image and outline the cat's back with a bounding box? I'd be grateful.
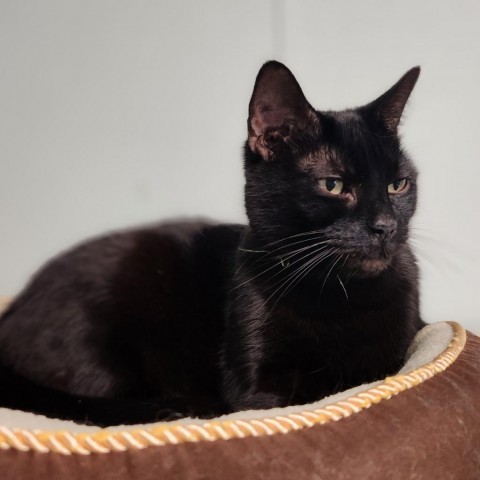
[0,221,244,398]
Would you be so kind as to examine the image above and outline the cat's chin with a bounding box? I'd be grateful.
[346,255,392,278]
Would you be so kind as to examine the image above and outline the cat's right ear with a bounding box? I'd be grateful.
[248,61,318,161]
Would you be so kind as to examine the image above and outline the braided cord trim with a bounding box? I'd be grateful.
[0,321,467,455]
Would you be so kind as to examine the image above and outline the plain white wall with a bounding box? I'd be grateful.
[0,1,479,331]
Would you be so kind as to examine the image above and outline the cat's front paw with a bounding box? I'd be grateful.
[231,391,285,412]
[154,408,186,422]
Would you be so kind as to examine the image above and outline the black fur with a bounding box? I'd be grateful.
[0,62,424,425]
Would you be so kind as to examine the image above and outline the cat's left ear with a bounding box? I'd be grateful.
[248,61,318,161]
[369,67,420,134]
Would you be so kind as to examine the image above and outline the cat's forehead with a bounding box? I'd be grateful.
[327,109,377,148]
[298,110,401,177]
[298,145,345,173]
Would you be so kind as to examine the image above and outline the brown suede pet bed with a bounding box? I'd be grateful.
[0,297,479,479]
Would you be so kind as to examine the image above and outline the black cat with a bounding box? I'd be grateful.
[0,61,424,425]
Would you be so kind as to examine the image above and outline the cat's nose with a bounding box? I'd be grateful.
[368,215,397,239]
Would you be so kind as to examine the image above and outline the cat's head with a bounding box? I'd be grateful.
[244,61,420,277]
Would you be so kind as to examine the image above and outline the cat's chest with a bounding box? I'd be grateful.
[258,303,407,393]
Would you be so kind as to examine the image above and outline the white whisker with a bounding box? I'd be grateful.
[274,249,338,305]
[263,229,325,248]
[264,248,338,309]
[231,241,331,292]
[337,275,348,301]
[320,254,345,298]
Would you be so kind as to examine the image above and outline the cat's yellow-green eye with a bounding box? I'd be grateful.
[388,178,409,194]
[319,178,344,195]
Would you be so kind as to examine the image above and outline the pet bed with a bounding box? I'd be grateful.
[0,295,479,479]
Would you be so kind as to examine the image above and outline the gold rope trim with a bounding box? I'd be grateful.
[0,321,467,455]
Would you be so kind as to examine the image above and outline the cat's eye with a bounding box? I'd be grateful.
[319,178,344,195]
[388,178,409,194]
